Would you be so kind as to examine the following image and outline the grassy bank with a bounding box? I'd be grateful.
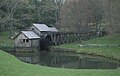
[85,34,120,44]
[0,31,14,46]
[0,50,120,76]
[56,34,120,59]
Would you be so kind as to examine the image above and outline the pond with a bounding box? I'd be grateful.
[12,51,120,69]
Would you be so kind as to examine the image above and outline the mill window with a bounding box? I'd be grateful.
[26,39,29,42]
[23,39,26,42]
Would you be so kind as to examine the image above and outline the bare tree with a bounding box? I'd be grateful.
[60,0,91,32]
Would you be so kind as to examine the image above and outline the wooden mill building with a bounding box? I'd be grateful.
[14,24,58,48]
[14,31,40,47]
[14,24,85,50]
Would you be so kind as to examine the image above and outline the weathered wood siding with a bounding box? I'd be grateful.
[31,39,40,47]
[15,33,31,47]
[15,33,39,47]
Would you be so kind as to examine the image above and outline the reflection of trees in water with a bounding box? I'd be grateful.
[16,52,119,69]
[51,55,61,66]
[51,53,79,68]
[17,55,39,64]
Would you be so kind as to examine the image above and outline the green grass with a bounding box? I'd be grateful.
[56,34,120,59]
[0,31,14,46]
[84,34,120,44]
[0,50,120,76]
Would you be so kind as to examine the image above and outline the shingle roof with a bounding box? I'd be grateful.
[33,24,50,31]
[22,31,40,39]
[49,27,59,32]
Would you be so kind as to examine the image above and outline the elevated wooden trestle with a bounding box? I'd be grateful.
[39,32,90,50]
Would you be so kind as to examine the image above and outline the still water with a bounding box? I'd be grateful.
[13,51,120,69]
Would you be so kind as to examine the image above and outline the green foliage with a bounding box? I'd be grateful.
[38,0,56,26]
[0,31,14,46]
[0,50,120,76]
[0,0,57,31]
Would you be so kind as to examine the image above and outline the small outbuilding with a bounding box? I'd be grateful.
[14,31,40,48]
